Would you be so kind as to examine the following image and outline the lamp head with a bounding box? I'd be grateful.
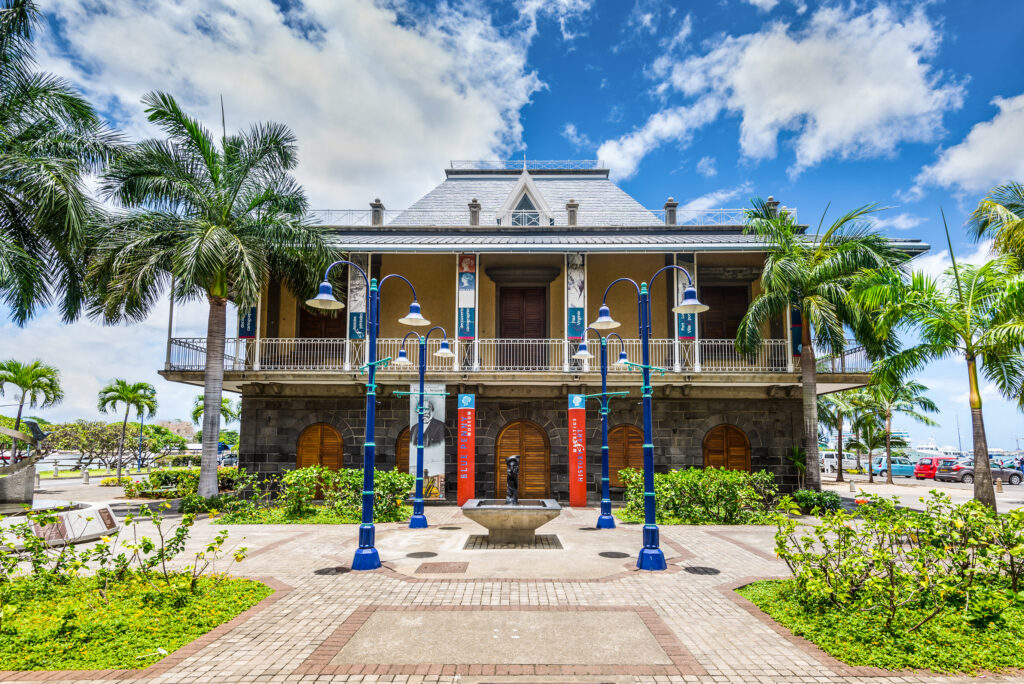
[590,304,620,330]
[572,340,594,360]
[673,285,709,314]
[398,300,430,326]
[392,347,412,366]
[434,339,455,358]
[305,281,345,310]
[615,349,629,365]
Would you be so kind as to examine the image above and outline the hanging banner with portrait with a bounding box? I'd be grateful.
[456,394,475,505]
[347,253,368,339]
[409,383,446,498]
[566,253,586,340]
[568,393,587,507]
[457,254,476,340]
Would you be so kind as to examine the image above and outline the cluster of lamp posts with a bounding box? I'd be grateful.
[306,261,708,571]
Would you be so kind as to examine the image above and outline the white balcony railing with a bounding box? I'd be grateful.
[166,337,822,375]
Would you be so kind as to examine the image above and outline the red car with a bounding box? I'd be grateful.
[915,456,943,480]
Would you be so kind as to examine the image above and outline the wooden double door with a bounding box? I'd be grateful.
[702,424,751,471]
[297,423,343,469]
[498,287,548,369]
[495,420,550,499]
[609,424,644,487]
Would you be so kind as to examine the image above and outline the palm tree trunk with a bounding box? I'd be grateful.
[12,393,25,460]
[967,358,996,511]
[835,413,845,483]
[884,413,894,485]
[801,323,821,490]
[199,296,228,498]
[117,408,129,481]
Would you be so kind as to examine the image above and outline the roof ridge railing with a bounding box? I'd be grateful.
[448,159,605,170]
[307,207,787,227]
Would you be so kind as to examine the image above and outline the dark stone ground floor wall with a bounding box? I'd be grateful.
[239,392,806,501]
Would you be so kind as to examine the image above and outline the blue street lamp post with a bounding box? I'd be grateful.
[572,330,629,529]
[306,261,430,570]
[591,266,707,570]
[393,327,454,528]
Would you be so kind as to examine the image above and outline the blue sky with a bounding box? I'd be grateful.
[4,0,1024,449]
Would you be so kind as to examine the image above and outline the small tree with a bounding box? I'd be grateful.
[0,359,62,459]
[97,380,157,481]
[191,394,239,425]
[867,379,938,484]
[817,392,857,482]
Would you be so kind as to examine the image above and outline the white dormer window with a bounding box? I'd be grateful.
[512,194,540,226]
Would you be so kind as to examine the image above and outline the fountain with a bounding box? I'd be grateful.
[461,455,561,544]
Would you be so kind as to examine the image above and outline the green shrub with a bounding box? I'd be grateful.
[790,489,842,514]
[280,466,323,516]
[619,467,780,525]
[98,476,131,487]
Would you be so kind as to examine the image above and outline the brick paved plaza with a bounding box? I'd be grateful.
[3,506,1019,684]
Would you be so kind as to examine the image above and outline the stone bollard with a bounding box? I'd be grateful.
[849,480,856,493]
[35,472,41,488]
[82,469,90,485]
[53,464,59,479]
[996,478,1003,493]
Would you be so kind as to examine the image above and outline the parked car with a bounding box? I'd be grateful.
[219,454,238,467]
[914,456,943,480]
[870,455,915,478]
[935,459,1023,485]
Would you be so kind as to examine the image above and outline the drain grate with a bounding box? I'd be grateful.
[313,567,352,575]
[598,551,630,558]
[464,534,562,550]
[438,526,462,530]
[683,566,721,575]
[406,551,438,558]
[415,561,468,574]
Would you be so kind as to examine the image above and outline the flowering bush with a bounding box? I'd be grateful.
[619,467,780,524]
[98,476,131,487]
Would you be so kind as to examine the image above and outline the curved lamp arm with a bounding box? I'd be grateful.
[607,332,627,354]
[600,277,641,304]
[649,263,695,288]
[398,330,420,352]
[323,259,367,288]
[423,325,449,342]
[379,273,420,301]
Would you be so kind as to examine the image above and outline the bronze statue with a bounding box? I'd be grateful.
[505,454,519,505]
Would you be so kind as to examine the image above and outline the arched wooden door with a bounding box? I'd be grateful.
[495,420,550,499]
[395,427,410,473]
[608,424,644,487]
[703,424,750,472]
[296,423,343,470]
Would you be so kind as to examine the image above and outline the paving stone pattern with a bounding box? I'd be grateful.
[2,506,1016,684]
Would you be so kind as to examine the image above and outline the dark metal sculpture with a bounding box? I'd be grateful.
[505,454,519,505]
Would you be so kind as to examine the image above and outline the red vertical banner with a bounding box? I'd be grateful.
[568,394,587,507]
[457,394,476,505]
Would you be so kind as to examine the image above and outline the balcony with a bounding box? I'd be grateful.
[165,337,867,375]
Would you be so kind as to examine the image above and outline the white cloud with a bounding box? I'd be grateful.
[681,182,753,211]
[913,239,996,277]
[744,0,779,11]
[874,212,925,231]
[601,5,962,179]
[696,155,717,177]
[561,123,593,149]
[35,0,549,208]
[518,0,594,42]
[664,13,693,51]
[597,98,722,179]
[914,93,1024,195]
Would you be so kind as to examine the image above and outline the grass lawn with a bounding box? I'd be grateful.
[38,468,123,479]
[0,574,272,671]
[739,579,1024,674]
[218,505,412,525]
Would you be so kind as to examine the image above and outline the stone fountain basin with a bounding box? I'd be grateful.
[461,499,561,545]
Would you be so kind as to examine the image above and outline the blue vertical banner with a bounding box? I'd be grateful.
[348,253,368,339]
[791,308,802,357]
[676,253,696,339]
[566,253,585,339]
[238,306,257,338]
[457,254,476,340]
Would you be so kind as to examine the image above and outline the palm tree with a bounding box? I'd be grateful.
[191,394,239,425]
[0,358,62,459]
[97,379,157,482]
[0,0,121,323]
[817,391,857,483]
[857,225,1024,510]
[968,182,1024,265]
[866,380,938,484]
[737,199,908,489]
[89,92,336,498]
[847,420,908,476]
[846,388,875,481]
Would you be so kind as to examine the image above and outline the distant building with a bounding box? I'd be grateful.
[160,160,927,498]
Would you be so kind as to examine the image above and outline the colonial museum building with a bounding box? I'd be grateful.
[162,160,927,500]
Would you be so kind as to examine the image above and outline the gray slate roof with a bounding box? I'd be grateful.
[391,175,664,227]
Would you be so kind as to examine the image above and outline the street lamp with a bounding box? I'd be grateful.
[592,265,707,570]
[392,327,454,528]
[572,330,629,529]
[306,261,429,570]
